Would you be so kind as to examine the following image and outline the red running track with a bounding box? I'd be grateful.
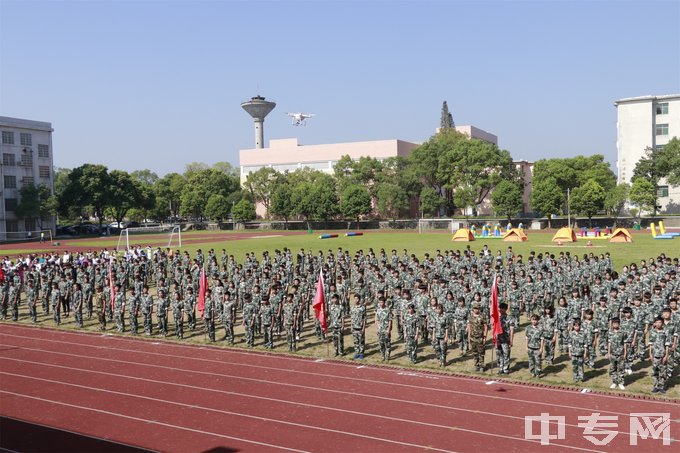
[0,323,677,453]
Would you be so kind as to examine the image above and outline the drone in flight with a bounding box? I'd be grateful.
[286,112,316,126]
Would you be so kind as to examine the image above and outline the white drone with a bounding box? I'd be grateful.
[286,112,315,126]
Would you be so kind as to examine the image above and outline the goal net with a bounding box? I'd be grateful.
[116,225,182,254]
[417,218,456,234]
[2,229,53,244]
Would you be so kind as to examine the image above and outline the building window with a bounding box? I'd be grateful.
[655,123,669,136]
[657,185,669,198]
[21,153,33,166]
[5,198,17,212]
[20,133,32,146]
[38,144,49,158]
[22,177,34,187]
[24,219,35,232]
[1,131,14,144]
[656,102,669,115]
[39,166,50,178]
[3,175,16,189]
[654,144,665,151]
[2,153,15,166]
[5,220,18,233]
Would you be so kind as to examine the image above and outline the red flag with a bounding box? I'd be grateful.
[108,263,116,309]
[490,274,503,345]
[0,267,5,284]
[197,268,207,317]
[312,269,327,333]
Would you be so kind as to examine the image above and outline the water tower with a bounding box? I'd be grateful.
[241,95,276,149]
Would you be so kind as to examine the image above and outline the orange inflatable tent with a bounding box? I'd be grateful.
[609,228,633,243]
[451,228,475,241]
[503,228,528,242]
[552,227,577,243]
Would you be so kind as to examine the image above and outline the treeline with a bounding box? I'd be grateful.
[16,131,680,230]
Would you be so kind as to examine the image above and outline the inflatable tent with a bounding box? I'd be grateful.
[503,228,528,242]
[552,227,577,243]
[609,228,633,243]
[451,228,475,241]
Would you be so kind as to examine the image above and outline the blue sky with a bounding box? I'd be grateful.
[1,0,678,175]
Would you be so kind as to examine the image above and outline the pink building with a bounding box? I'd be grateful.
[239,137,418,183]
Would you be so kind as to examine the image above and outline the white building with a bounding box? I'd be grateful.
[615,94,680,212]
[0,116,56,240]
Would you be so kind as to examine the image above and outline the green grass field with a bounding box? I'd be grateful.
[2,228,678,399]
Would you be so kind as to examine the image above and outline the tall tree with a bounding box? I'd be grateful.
[153,173,185,219]
[205,194,232,222]
[15,184,58,229]
[656,137,680,185]
[270,181,295,228]
[604,183,630,222]
[530,177,563,228]
[375,182,408,220]
[419,187,444,217]
[440,101,454,129]
[59,164,112,230]
[109,170,144,225]
[231,199,256,223]
[491,180,523,220]
[130,169,159,186]
[571,179,605,224]
[632,147,664,214]
[629,177,657,217]
[339,185,372,227]
[244,167,280,216]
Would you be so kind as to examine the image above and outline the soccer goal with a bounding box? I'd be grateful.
[2,229,53,244]
[115,224,182,254]
[417,218,455,234]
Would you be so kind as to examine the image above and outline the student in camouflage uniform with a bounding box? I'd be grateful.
[329,294,345,356]
[495,303,515,374]
[649,316,670,394]
[525,314,544,377]
[72,283,84,328]
[555,297,570,354]
[156,289,169,336]
[8,280,19,322]
[452,297,469,353]
[375,296,392,361]
[26,280,38,324]
[403,303,420,363]
[620,307,636,374]
[222,291,236,344]
[242,293,257,347]
[260,296,275,348]
[141,285,153,335]
[594,297,611,357]
[540,306,558,365]
[50,281,61,325]
[569,320,587,382]
[128,287,141,334]
[350,294,367,359]
[172,291,184,339]
[607,317,626,390]
[467,303,488,372]
[431,304,448,367]
[94,285,106,331]
[282,294,298,351]
[113,284,126,333]
[184,285,196,330]
[630,297,646,360]
[582,309,597,367]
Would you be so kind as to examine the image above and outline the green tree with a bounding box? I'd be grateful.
[205,194,232,222]
[657,137,680,185]
[339,185,372,226]
[109,170,144,225]
[491,180,523,220]
[244,167,280,216]
[604,183,630,222]
[419,187,444,217]
[153,173,185,220]
[533,155,616,197]
[440,101,454,129]
[231,199,256,223]
[59,164,112,230]
[179,168,239,220]
[530,177,563,228]
[629,177,656,217]
[632,147,664,214]
[453,186,477,223]
[15,184,58,229]
[571,179,605,224]
[130,169,159,186]
[270,182,294,228]
[212,161,239,176]
[375,182,408,220]
[290,170,339,221]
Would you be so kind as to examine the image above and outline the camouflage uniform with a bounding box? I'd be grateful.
[242,300,257,347]
[569,329,587,382]
[468,311,488,371]
[608,328,626,385]
[648,327,670,391]
[350,303,366,358]
[452,304,469,352]
[540,316,558,365]
[555,306,570,353]
[260,302,275,348]
[282,301,298,351]
[222,297,236,344]
[582,319,596,367]
[114,291,126,332]
[376,305,392,361]
[525,324,543,377]
[431,311,448,366]
[172,296,184,339]
[329,302,345,355]
[141,292,153,335]
[496,314,516,374]
[403,310,420,363]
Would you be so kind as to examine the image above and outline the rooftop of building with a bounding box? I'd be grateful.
[0,116,53,132]
[614,94,680,105]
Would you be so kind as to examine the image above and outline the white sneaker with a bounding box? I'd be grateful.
[618,384,625,390]
[626,369,632,375]
[610,383,617,389]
